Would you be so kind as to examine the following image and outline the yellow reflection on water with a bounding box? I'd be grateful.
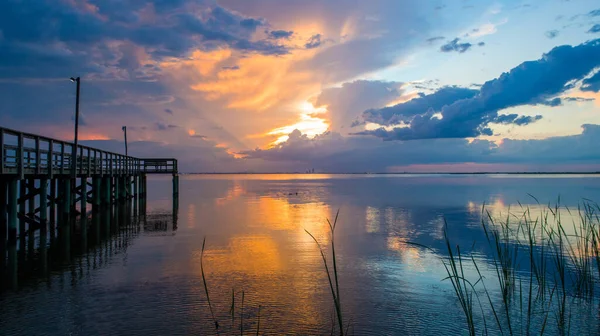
[365,206,381,233]
[199,235,283,275]
[387,237,427,272]
[187,203,197,229]
[184,181,337,331]
[215,180,245,206]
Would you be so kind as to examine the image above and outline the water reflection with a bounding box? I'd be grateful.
[1,174,599,335]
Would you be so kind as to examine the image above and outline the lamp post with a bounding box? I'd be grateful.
[70,77,80,177]
[122,126,128,156]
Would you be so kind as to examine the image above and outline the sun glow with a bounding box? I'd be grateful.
[267,101,329,146]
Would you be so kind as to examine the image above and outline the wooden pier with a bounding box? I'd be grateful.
[0,126,179,287]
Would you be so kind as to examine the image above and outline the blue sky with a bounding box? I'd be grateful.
[1,0,599,172]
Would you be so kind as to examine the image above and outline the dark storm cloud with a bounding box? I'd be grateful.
[362,86,479,125]
[440,38,472,53]
[268,30,294,39]
[545,30,559,39]
[0,0,287,79]
[359,39,600,141]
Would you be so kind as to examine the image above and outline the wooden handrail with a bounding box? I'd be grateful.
[0,126,177,176]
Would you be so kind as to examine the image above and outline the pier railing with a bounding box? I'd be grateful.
[0,127,177,178]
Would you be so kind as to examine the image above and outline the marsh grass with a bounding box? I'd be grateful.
[197,198,600,335]
[200,237,262,335]
[305,209,346,336]
[439,199,600,335]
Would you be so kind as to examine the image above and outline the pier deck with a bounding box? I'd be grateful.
[0,126,179,288]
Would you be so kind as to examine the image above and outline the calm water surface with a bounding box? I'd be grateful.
[2,174,600,335]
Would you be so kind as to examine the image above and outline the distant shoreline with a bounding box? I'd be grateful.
[179,172,600,175]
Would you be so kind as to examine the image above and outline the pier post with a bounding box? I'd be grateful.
[39,178,48,274]
[1,179,7,271]
[27,178,35,254]
[92,177,101,243]
[62,178,71,225]
[8,179,18,243]
[80,177,88,250]
[173,173,179,199]
[133,175,138,216]
[49,178,56,241]
[102,176,111,236]
[40,178,48,234]
[18,180,26,242]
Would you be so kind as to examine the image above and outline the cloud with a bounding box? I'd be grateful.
[564,97,595,102]
[305,34,323,49]
[164,108,174,115]
[440,38,472,53]
[588,24,600,34]
[545,30,559,39]
[313,80,403,133]
[581,71,600,92]
[426,36,445,43]
[155,122,179,131]
[268,30,294,39]
[358,39,600,141]
[362,86,479,125]
[240,124,600,172]
[465,23,501,38]
[492,114,543,126]
[478,42,485,47]
[589,9,600,17]
[0,0,288,79]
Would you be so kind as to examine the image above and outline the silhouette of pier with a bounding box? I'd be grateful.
[0,126,179,290]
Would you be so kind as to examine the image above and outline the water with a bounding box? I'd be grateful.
[2,174,600,335]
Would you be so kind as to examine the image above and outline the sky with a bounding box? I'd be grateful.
[1,0,600,173]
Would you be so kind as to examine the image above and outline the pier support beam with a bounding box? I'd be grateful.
[62,178,71,225]
[27,178,35,254]
[40,178,48,274]
[40,178,48,232]
[8,179,18,243]
[133,175,138,217]
[1,179,7,271]
[18,180,26,240]
[49,178,56,241]
[80,177,88,250]
[92,177,101,243]
[173,174,179,199]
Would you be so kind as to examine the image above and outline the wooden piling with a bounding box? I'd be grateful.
[39,178,48,275]
[18,180,26,241]
[49,179,56,241]
[80,177,88,250]
[7,179,18,243]
[1,179,7,271]
[40,178,48,236]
